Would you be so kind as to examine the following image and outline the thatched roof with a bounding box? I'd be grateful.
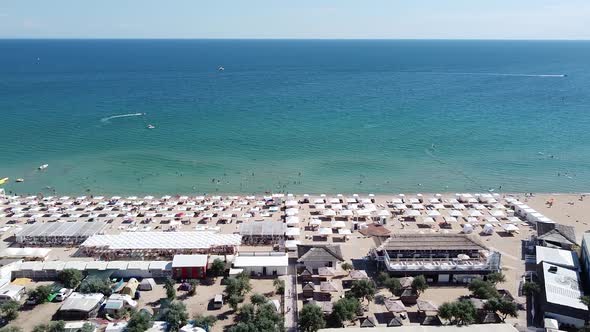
[360,316,377,328]
[379,234,488,251]
[349,270,369,280]
[320,281,339,293]
[298,244,344,262]
[359,224,392,237]
[399,277,414,289]
[318,267,337,277]
[421,315,443,326]
[417,300,438,312]
[384,298,406,313]
[388,317,404,327]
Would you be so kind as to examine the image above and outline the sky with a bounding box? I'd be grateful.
[1,0,589,39]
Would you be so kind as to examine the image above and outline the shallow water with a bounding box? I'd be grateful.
[1,39,589,195]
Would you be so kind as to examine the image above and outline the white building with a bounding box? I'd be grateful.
[233,252,288,276]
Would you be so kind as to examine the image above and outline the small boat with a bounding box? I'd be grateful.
[16,178,24,183]
[38,164,48,170]
[147,124,155,129]
[218,66,225,71]
[0,178,8,185]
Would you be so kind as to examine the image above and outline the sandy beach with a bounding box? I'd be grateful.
[1,191,588,330]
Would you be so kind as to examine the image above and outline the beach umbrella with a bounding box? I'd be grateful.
[486,216,499,223]
[338,229,352,235]
[285,227,300,236]
[314,203,326,210]
[412,204,425,210]
[320,194,326,197]
[313,198,324,204]
[310,219,322,226]
[503,224,519,232]
[340,210,354,217]
[285,208,299,216]
[491,210,506,218]
[286,216,300,225]
[507,216,521,223]
[331,204,343,210]
[427,210,441,217]
[395,204,407,210]
[429,198,440,204]
[467,217,479,223]
[329,198,340,204]
[453,204,465,210]
[422,217,435,223]
[161,195,171,200]
[331,220,345,228]
[449,210,463,217]
[378,210,391,217]
[405,209,420,217]
[318,227,332,236]
[462,224,474,234]
[323,209,336,217]
[444,216,457,223]
[285,200,298,207]
[356,209,372,217]
[469,210,482,217]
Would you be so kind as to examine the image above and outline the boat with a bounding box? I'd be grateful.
[147,124,155,129]
[38,164,48,170]
[0,178,8,185]
[218,66,225,71]
[16,178,24,183]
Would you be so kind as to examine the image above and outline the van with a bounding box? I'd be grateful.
[213,294,223,309]
[55,288,73,302]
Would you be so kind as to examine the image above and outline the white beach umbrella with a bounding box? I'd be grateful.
[285,200,298,207]
[467,217,479,223]
[405,209,420,217]
[310,219,322,226]
[285,208,299,216]
[469,210,482,217]
[486,216,499,223]
[427,210,441,217]
[331,220,346,229]
[395,204,407,210]
[285,227,300,236]
[338,229,352,235]
[449,210,463,217]
[314,198,325,204]
[491,210,506,218]
[356,209,372,217]
[444,216,457,223]
[323,209,336,217]
[318,227,332,236]
[340,210,354,217]
[378,210,391,217]
[331,204,343,210]
[422,217,435,223]
[329,198,340,204]
[391,198,403,204]
[286,216,300,225]
[503,224,519,232]
[412,204,425,210]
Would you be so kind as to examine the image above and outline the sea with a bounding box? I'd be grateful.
[1,39,590,195]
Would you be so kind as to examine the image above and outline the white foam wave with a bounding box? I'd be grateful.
[424,72,566,78]
[100,113,144,123]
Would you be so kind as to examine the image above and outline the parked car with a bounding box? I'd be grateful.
[55,288,73,301]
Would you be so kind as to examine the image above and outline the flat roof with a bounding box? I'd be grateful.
[16,221,106,238]
[172,255,208,268]
[60,292,104,312]
[542,262,586,310]
[536,246,579,269]
[239,221,286,236]
[320,323,519,332]
[0,248,51,258]
[234,253,288,267]
[378,234,487,251]
[81,232,241,250]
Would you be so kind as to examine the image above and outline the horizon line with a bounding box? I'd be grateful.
[1,37,590,41]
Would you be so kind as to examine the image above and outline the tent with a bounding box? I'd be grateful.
[139,278,156,291]
[482,224,494,235]
[462,224,474,234]
[121,278,139,296]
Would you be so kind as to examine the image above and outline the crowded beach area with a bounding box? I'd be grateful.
[0,189,588,331]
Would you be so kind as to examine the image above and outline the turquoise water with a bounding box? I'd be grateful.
[1,40,590,195]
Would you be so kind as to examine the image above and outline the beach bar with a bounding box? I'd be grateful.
[15,221,107,246]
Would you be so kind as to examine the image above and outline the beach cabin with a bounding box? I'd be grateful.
[172,254,208,279]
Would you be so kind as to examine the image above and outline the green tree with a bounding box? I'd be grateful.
[57,269,83,289]
[164,278,176,300]
[32,321,66,332]
[484,297,518,321]
[341,262,353,271]
[437,300,476,325]
[376,272,390,287]
[225,273,252,298]
[228,294,243,311]
[349,279,376,304]
[80,323,95,332]
[0,327,23,332]
[468,279,499,299]
[487,272,506,285]
[237,303,256,322]
[188,279,199,296]
[193,314,217,329]
[127,310,152,332]
[250,293,267,306]
[0,300,20,321]
[160,301,188,332]
[273,278,285,295]
[329,297,360,327]
[209,259,226,277]
[522,281,540,297]
[79,276,112,296]
[299,304,326,332]
[228,302,284,332]
[384,277,401,296]
[411,275,428,295]
[29,285,53,304]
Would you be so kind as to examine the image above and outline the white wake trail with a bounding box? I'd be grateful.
[100,113,145,123]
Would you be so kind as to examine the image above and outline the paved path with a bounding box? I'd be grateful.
[282,274,298,332]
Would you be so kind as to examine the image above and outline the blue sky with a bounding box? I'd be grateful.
[1,0,589,39]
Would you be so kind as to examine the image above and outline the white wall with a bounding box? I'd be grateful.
[545,311,585,328]
[239,265,287,276]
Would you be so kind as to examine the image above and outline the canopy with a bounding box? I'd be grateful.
[318,227,332,236]
[503,224,519,232]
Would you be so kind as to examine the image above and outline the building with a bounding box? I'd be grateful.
[15,221,107,246]
[319,323,520,332]
[536,262,588,328]
[537,223,577,250]
[172,254,208,279]
[58,292,105,320]
[239,221,286,245]
[0,284,25,302]
[581,233,590,286]
[81,232,241,259]
[535,246,579,270]
[297,244,344,273]
[233,252,288,276]
[0,248,51,261]
[372,234,501,283]
[104,294,137,316]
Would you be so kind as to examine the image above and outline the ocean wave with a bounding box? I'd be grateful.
[421,72,566,78]
[100,113,144,123]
